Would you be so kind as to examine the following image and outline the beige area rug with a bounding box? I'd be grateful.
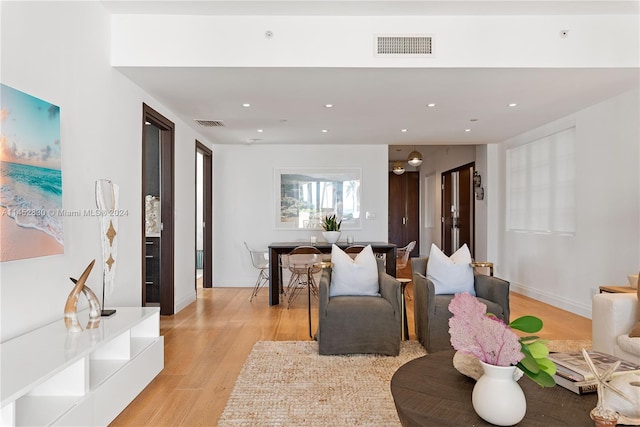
[218,340,427,427]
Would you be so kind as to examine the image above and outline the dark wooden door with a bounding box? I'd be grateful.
[388,172,420,257]
[441,163,474,256]
[142,103,175,315]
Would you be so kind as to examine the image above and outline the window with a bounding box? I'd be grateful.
[507,127,575,234]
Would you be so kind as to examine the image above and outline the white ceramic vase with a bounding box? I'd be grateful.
[472,360,526,426]
[322,231,341,244]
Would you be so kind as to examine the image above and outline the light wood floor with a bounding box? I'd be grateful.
[111,276,592,426]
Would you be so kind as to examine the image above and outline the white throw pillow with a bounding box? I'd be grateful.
[329,244,380,297]
[427,243,475,296]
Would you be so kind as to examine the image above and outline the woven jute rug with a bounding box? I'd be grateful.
[218,340,427,426]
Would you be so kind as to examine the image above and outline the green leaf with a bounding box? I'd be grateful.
[518,352,540,374]
[519,336,540,344]
[536,357,557,375]
[527,341,549,359]
[529,369,556,387]
[509,316,543,333]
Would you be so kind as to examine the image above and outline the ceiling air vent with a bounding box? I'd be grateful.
[195,119,225,127]
[375,35,434,57]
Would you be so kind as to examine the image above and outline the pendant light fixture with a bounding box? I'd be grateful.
[407,147,423,167]
[392,161,405,175]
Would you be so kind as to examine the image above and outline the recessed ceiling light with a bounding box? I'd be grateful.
[401,129,408,133]
[242,103,251,107]
[508,103,517,107]
[464,129,471,132]
[321,129,328,133]
[325,104,333,108]
[257,129,264,133]
[427,103,436,107]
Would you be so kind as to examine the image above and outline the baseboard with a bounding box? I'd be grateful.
[509,282,592,319]
[175,292,197,313]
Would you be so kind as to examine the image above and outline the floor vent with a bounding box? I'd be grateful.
[195,119,225,127]
[375,35,433,57]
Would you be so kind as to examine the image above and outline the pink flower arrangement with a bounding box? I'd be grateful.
[448,292,557,387]
[448,292,523,366]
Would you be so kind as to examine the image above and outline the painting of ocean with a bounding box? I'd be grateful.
[0,83,63,261]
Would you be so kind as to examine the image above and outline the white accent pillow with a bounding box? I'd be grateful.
[427,243,475,296]
[329,244,380,297]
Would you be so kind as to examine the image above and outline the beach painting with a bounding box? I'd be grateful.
[0,83,63,261]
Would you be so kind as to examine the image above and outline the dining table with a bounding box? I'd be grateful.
[267,241,397,306]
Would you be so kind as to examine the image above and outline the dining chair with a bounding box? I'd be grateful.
[285,245,323,308]
[244,241,269,302]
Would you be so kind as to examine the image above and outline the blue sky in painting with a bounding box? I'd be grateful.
[0,83,61,170]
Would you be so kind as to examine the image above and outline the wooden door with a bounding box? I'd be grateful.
[441,163,474,256]
[388,172,419,257]
[142,103,175,315]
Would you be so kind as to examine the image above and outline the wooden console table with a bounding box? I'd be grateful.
[391,350,596,426]
[268,242,397,306]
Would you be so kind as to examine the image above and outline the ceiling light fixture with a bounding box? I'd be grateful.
[392,161,405,175]
[242,103,251,107]
[508,103,517,107]
[321,129,328,133]
[464,129,471,132]
[407,147,423,167]
[325,104,333,108]
[257,129,264,133]
[427,103,436,107]
[401,129,408,133]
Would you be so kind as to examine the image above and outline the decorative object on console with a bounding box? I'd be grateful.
[321,214,342,244]
[64,259,101,332]
[448,293,557,426]
[629,274,639,290]
[96,179,119,316]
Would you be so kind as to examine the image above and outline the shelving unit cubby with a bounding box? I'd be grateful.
[1,307,163,426]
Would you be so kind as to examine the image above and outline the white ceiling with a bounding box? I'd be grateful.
[106,1,640,151]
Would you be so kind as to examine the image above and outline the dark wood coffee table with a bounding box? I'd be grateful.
[391,350,597,426]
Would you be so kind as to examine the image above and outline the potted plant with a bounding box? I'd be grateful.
[448,292,556,425]
[321,214,342,244]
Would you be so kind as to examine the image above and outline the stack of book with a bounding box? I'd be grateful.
[547,350,640,395]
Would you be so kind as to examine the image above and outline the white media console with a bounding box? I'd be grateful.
[1,307,164,426]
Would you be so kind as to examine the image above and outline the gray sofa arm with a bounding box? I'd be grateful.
[379,272,402,321]
[474,274,510,323]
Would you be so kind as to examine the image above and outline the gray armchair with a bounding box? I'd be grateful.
[317,259,402,356]
[412,257,510,353]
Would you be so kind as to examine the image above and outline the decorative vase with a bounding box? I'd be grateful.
[472,360,526,426]
[322,231,341,244]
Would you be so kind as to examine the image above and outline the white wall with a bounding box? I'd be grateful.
[211,144,388,286]
[494,88,640,318]
[0,2,206,341]
[416,146,477,257]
